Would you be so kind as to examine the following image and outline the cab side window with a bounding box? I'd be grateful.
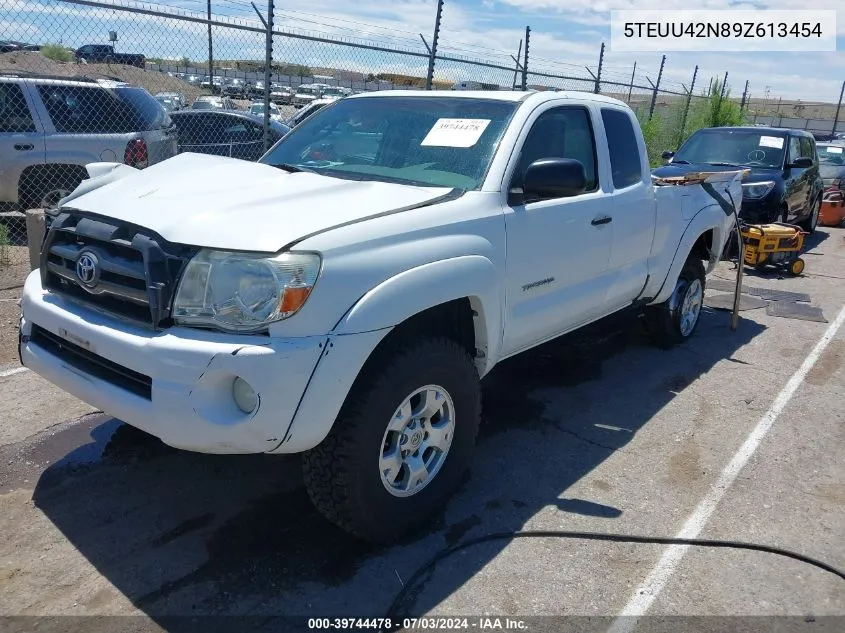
[787,136,802,163]
[511,106,598,196]
[600,108,644,189]
[799,136,815,162]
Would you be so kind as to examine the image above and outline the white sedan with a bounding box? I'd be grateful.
[248,101,284,122]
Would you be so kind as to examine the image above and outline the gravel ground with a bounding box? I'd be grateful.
[0,287,22,366]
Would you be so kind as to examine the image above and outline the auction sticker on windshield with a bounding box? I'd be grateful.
[421,118,491,148]
[826,146,843,154]
[759,136,784,149]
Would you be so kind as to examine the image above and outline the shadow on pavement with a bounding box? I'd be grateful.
[31,306,764,624]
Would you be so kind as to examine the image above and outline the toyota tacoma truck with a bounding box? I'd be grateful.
[18,90,743,543]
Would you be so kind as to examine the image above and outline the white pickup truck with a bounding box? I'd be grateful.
[19,90,743,542]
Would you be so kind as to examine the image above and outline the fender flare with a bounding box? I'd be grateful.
[332,255,502,371]
[651,206,726,305]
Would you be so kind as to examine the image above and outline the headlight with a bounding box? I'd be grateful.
[741,181,775,198]
[173,250,321,333]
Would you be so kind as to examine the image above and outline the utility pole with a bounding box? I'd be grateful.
[832,80,845,136]
[207,0,213,89]
[424,0,444,91]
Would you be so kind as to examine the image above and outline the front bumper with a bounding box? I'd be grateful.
[738,195,779,223]
[18,271,381,454]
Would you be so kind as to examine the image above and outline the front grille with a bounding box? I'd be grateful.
[30,324,152,399]
[40,211,198,328]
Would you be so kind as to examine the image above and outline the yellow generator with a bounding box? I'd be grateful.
[740,222,807,276]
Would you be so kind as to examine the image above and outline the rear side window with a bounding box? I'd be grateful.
[37,85,168,133]
[0,83,36,132]
[114,87,170,130]
[600,108,643,189]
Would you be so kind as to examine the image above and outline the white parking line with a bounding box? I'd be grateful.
[608,302,845,633]
[0,366,28,378]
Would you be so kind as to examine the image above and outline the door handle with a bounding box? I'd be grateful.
[14,144,34,151]
[591,216,612,226]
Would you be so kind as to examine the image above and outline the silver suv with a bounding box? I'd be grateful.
[0,73,177,210]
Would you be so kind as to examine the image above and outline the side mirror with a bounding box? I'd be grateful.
[661,150,675,160]
[789,156,813,168]
[518,158,587,203]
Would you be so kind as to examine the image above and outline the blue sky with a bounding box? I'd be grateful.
[4,0,844,103]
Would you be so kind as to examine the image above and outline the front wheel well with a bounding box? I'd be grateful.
[358,298,482,377]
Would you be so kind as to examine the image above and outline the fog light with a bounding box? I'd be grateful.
[232,377,259,413]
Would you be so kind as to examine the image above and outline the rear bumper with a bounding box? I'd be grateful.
[19,271,386,454]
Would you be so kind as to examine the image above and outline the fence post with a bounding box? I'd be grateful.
[206,0,213,88]
[714,71,728,125]
[832,80,845,135]
[511,39,522,90]
[678,65,698,147]
[521,26,530,91]
[425,0,444,90]
[740,79,749,112]
[626,61,636,103]
[594,42,604,94]
[263,0,273,151]
[648,55,665,121]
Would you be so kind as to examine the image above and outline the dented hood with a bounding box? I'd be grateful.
[59,153,452,252]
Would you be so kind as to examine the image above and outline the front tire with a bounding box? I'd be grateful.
[798,196,820,234]
[302,337,481,543]
[645,256,706,348]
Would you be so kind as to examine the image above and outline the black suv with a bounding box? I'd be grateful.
[653,127,824,233]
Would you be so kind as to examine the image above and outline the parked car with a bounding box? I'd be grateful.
[155,91,187,109]
[248,101,284,122]
[154,95,179,113]
[292,84,323,107]
[0,74,176,210]
[655,126,824,232]
[270,83,294,105]
[817,142,845,226]
[200,76,224,93]
[185,74,202,85]
[282,97,335,128]
[169,110,289,161]
[191,95,238,111]
[73,44,146,68]
[319,86,349,101]
[20,90,741,543]
[222,78,251,99]
[1,41,41,53]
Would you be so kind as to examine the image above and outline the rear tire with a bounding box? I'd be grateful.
[302,336,481,543]
[645,256,706,349]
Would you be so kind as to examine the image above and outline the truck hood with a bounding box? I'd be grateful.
[652,162,777,184]
[58,153,453,252]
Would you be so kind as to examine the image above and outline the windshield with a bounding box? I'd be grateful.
[261,96,517,189]
[818,144,844,165]
[297,86,319,95]
[321,87,344,96]
[674,129,786,168]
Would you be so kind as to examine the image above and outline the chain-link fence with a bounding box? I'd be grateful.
[1,0,843,289]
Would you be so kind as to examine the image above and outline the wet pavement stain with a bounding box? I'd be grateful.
[134,489,376,610]
[479,311,641,438]
[444,514,481,545]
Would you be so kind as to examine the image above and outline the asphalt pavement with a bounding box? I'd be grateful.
[0,227,843,633]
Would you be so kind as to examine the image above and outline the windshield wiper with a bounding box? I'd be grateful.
[670,159,690,164]
[707,162,740,167]
[273,163,313,173]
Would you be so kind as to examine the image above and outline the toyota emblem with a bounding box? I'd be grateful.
[75,251,101,288]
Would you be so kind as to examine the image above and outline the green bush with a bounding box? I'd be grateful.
[41,44,73,63]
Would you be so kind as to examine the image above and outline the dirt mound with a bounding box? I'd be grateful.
[0,51,206,102]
